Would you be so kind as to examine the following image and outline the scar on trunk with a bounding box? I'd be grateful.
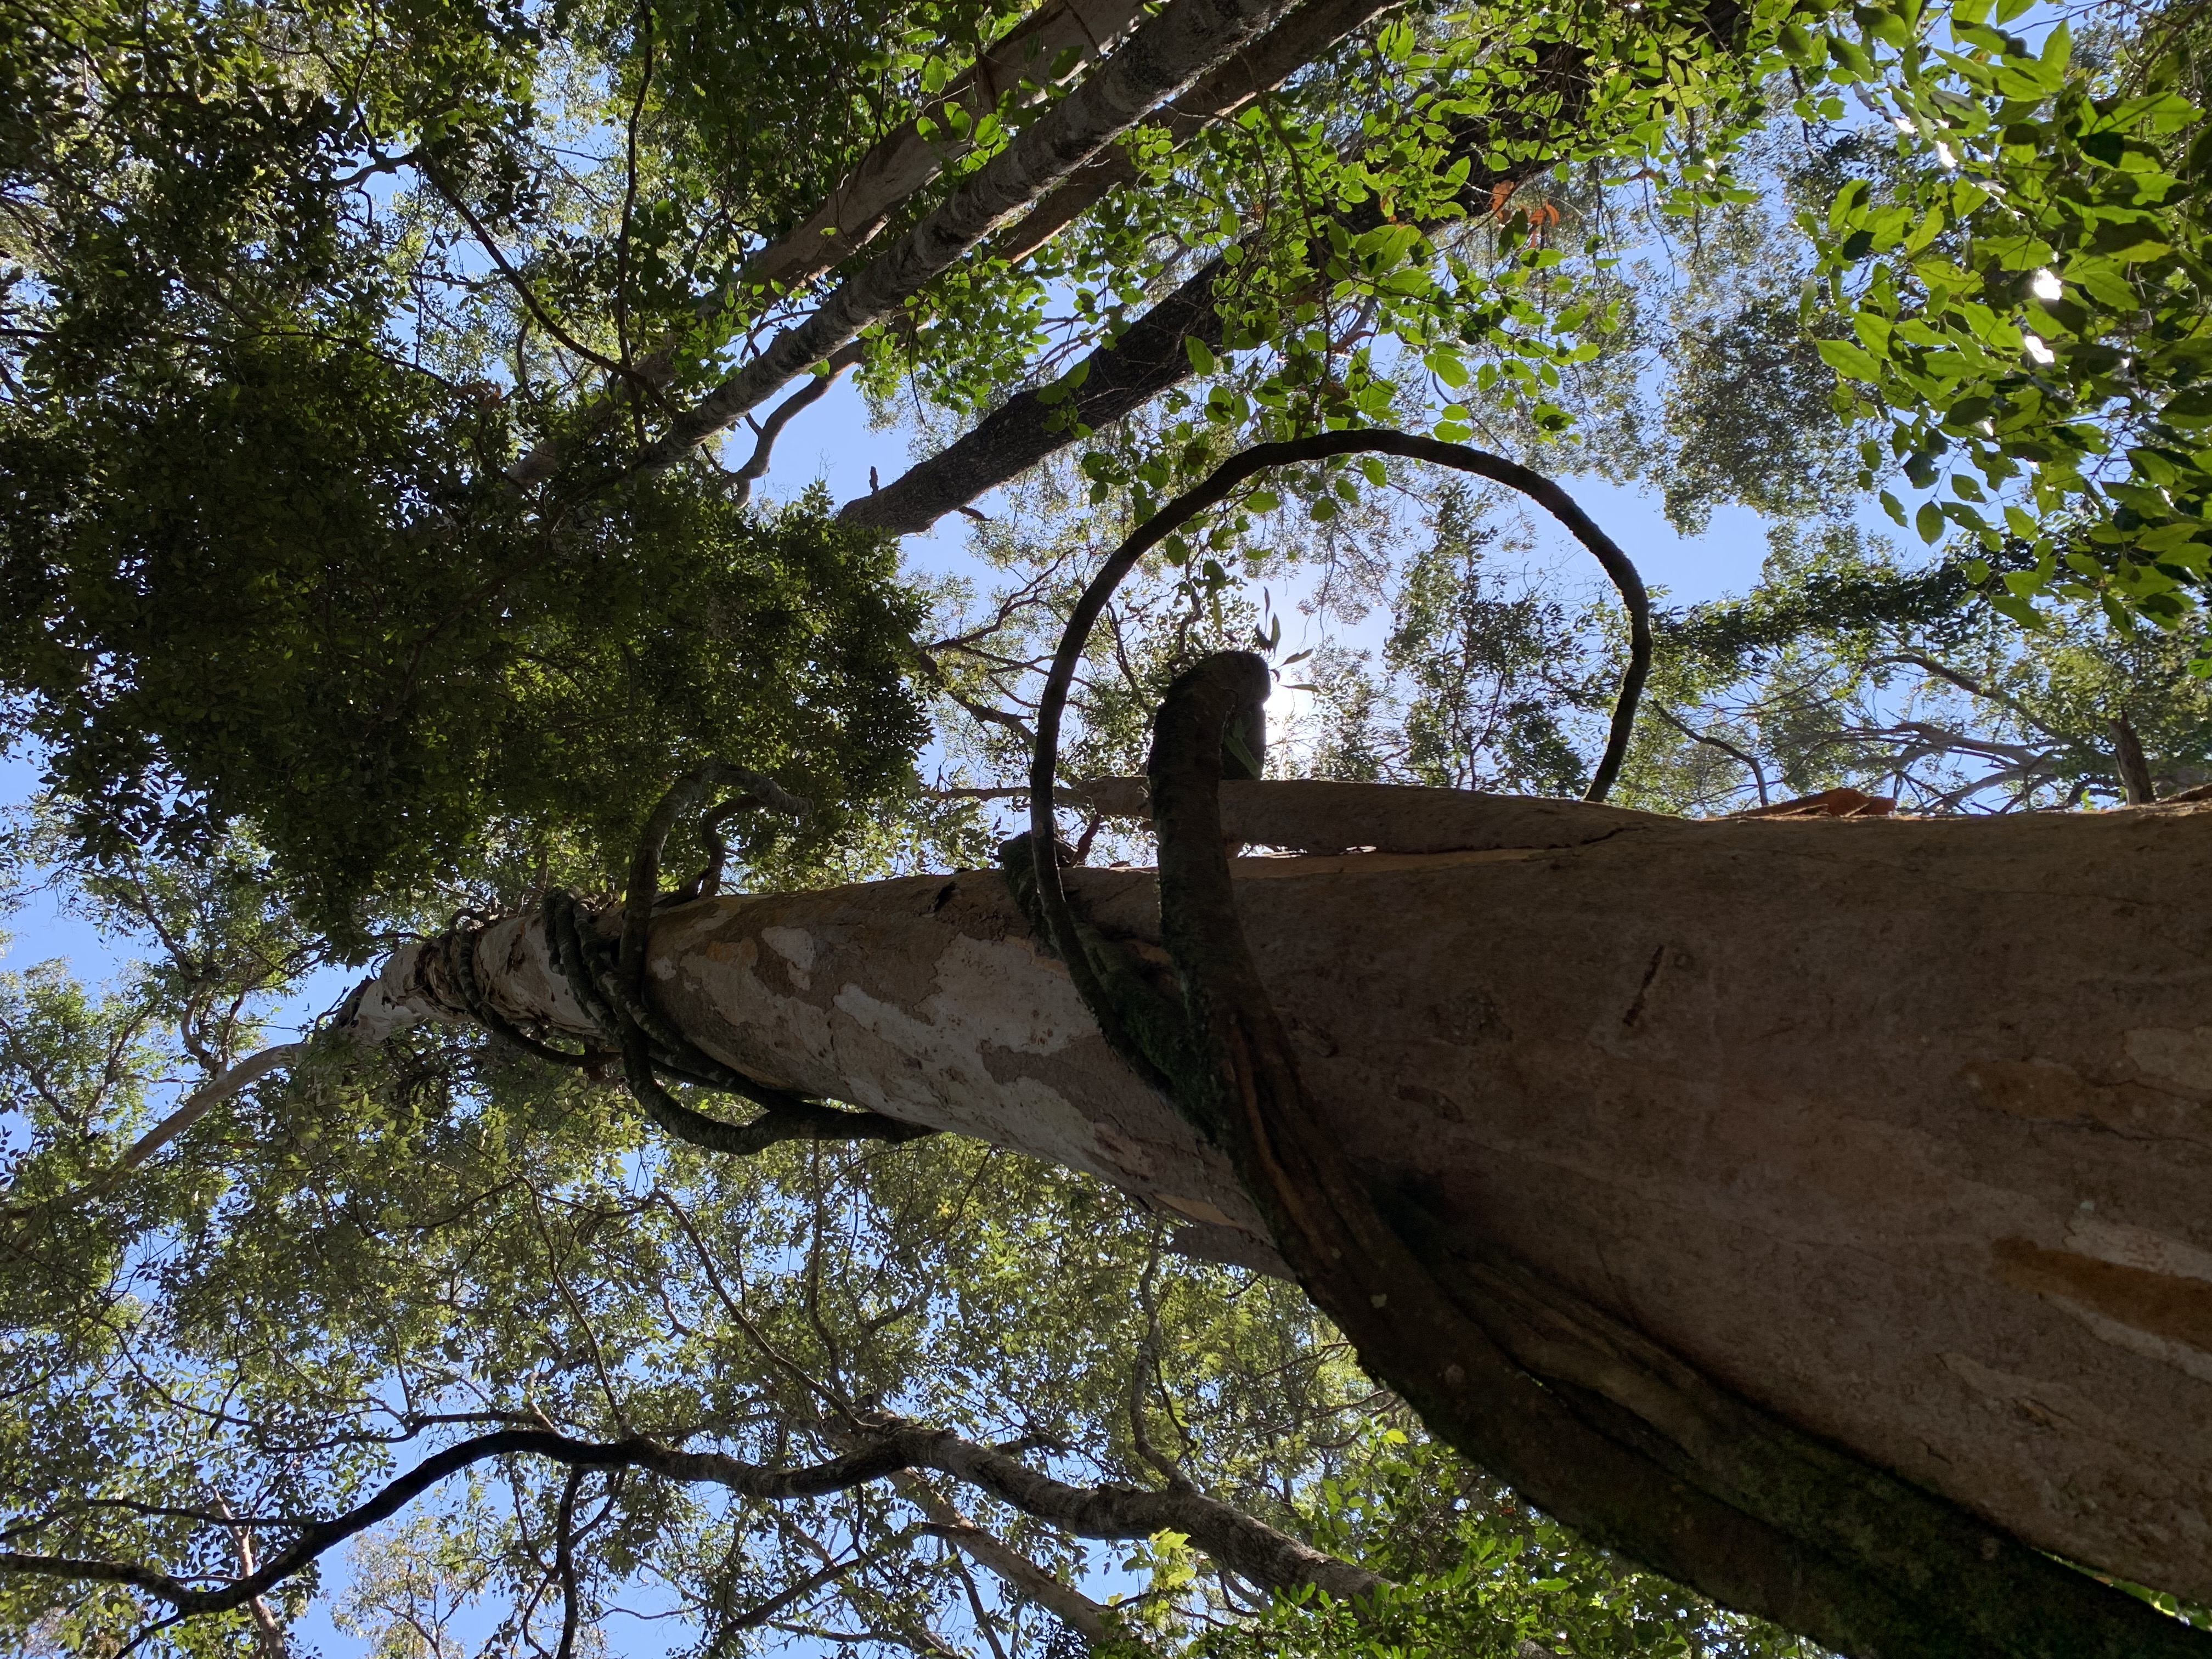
[1622,944,1667,1029]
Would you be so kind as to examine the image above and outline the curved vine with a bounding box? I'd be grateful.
[1006,429,2210,1658]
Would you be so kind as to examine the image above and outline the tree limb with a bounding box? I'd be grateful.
[506,0,1154,487]
[0,1419,1375,1628]
[900,1474,1113,1644]
[626,0,1309,474]
[747,0,1150,291]
[4,1042,306,1215]
[839,41,1594,535]
[990,0,1406,266]
[725,341,866,504]
[1651,704,1769,805]
[2111,712,2155,804]
[419,162,637,385]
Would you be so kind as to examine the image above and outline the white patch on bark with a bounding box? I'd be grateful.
[828,935,1106,1176]
[2066,1214,2212,1284]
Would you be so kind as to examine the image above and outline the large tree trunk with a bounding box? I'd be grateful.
[351,782,2212,1607]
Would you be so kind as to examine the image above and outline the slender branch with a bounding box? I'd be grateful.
[1874,651,2058,738]
[4,1042,307,1215]
[212,1498,287,1659]
[718,1541,905,1634]
[330,147,422,190]
[419,162,637,383]
[1651,704,1768,806]
[613,7,656,382]
[0,1418,1374,1625]
[0,1430,911,1618]
[726,341,867,504]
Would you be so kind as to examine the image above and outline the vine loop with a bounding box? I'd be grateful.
[1007,431,2204,1659]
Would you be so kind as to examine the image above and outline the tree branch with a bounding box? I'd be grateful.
[1875,651,2058,739]
[990,0,1404,266]
[2111,712,2155,804]
[0,1430,911,1618]
[4,1042,307,1215]
[419,163,637,384]
[839,40,1593,535]
[747,0,1150,292]
[211,1497,288,1659]
[626,0,1308,474]
[898,1474,1113,1642]
[0,1419,1375,1629]
[1651,704,1768,806]
[725,341,866,504]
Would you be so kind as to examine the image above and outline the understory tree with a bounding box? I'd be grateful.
[2,0,2209,1653]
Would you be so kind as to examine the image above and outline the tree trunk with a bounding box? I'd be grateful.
[351,782,2212,1607]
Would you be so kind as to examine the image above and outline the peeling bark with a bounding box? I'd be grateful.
[351,782,2212,1609]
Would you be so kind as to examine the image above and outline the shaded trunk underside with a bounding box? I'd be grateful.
[359,782,2212,1606]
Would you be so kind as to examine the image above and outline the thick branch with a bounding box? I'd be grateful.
[508,0,1151,489]
[991,0,1404,266]
[839,43,1593,535]
[2112,713,2155,804]
[896,1475,1114,1642]
[748,0,1150,291]
[911,1423,1379,1602]
[628,0,1307,473]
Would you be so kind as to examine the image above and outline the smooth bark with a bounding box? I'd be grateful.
[988,0,1406,267]
[506,0,1149,489]
[744,0,1151,292]
[352,782,2212,1609]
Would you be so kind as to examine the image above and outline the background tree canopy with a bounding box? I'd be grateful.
[1,0,2209,1651]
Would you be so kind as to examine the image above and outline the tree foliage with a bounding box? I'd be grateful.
[4,0,2212,1651]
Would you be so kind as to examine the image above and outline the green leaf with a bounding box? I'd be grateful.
[1816,338,1886,383]
[1917,500,1947,544]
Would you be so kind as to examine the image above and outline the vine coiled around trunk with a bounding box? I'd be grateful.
[531,762,935,1158]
